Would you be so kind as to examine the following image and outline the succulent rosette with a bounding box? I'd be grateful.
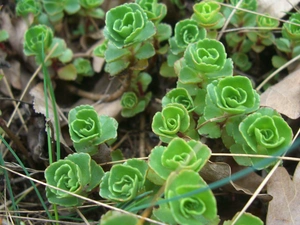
[162,87,194,112]
[282,13,300,41]
[152,103,190,143]
[179,39,233,85]
[23,25,53,57]
[191,1,225,29]
[73,57,94,77]
[169,19,206,55]
[120,91,152,118]
[45,153,104,206]
[205,76,260,117]
[135,0,167,24]
[104,3,156,48]
[148,138,211,185]
[100,159,148,202]
[68,105,118,155]
[153,170,218,225]
[16,0,42,16]
[229,108,293,169]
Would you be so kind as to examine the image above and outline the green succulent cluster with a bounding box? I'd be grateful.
[23,24,73,65]
[272,12,300,68]
[45,153,104,206]
[68,105,118,155]
[100,159,148,202]
[153,170,219,225]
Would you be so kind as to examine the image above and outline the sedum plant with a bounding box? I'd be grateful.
[78,0,104,19]
[16,0,42,17]
[191,1,225,38]
[42,0,80,23]
[153,170,219,225]
[161,87,194,112]
[99,159,148,202]
[23,24,73,67]
[104,3,155,48]
[151,103,190,143]
[135,0,167,24]
[224,108,293,169]
[73,57,94,77]
[120,91,151,118]
[68,105,118,155]
[272,12,300,68]
[178,38,233,87]
[147,138,211,185]
[45,152,104,206]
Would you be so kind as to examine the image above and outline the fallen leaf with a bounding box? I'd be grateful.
[200,161,271,200]
[267,162,300,224]
[260,67,300,119]
[257,0,300,18]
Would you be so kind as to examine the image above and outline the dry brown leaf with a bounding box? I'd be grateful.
[200,161,270,199]
[267,163,300,225]
[257,0,300,18]
[260,67,300,119]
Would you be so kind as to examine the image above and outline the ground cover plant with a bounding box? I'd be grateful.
[0,0,300,224]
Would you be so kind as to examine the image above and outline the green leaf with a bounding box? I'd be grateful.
[223,212,263,225]
[197,116,222,139]
[16,0,42,17]
[159,61,177,78]
[105,60,130,76]
[57,64,77,80]
[105,42,131,62]
[58,48,73,63]
[0,30,9,42]
[100,211,138,225]
[272,55,288,68]
[155,23,172,42]
[232,52,252,71]
[274,38,291,53]
[135,42,155,60]
[98,115,118,144]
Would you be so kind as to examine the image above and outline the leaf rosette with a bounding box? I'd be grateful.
[257,14,279,29]
[68,105,118,155]
[206,76,259,116]
[45,153,104,206]
[23,25,53,57]
[230,108,293,169]
[162,87,194,112]
[100,159,148,202]
[136,0,167,24]
[73,57,94,77]
[191,1,225,29]
[16,0,42,17]
[169,19,206,55]
[79,0,103,9]
[104,3,156,48]
[179,39,233,85]
[282,13,300,41]
[153,170,218,225]
[152,103,190,143]
[121,91,152,118]
[148,138,211,185]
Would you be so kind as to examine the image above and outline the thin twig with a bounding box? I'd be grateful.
[256,53,300,91]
